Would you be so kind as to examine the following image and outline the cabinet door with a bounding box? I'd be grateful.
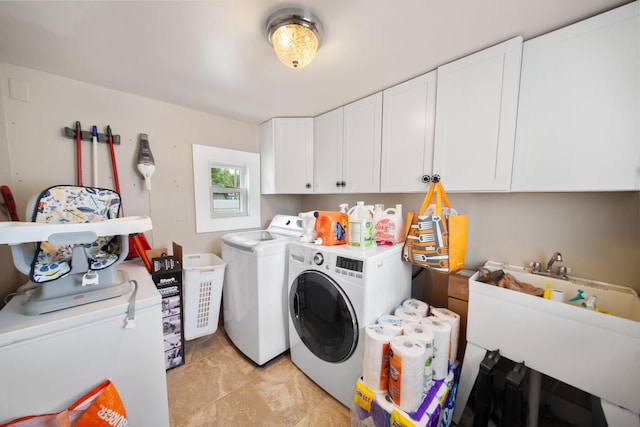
[512,2,639,191]
[260,118,313,194]
[433,36,522,192]
[381,71,437,193]
[342,92,383,193]
[313,108,344,194]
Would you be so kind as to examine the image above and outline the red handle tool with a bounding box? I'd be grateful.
[1,185,20,221]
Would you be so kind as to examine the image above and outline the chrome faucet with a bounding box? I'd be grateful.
[546,252,563,272]
[529,252,570,280]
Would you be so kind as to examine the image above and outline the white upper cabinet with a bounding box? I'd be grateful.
[314,107,344,193]
[380,71,437,193]
[512,2,639,192]
[314,92,383,193]
[433,36,523,192]
[259,118,314,194]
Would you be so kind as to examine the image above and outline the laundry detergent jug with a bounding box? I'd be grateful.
[347,201,374,249]
[314,211,348,245]
[374,204,404,246]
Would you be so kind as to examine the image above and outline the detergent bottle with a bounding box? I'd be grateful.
[374,204,405,246]
[347,201,374,249]
[373,204,385,224]
[372,204,386,245]
[392,204,405,244]
[314,211,348,245]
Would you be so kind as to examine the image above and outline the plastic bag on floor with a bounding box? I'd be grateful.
[1,380,128,427]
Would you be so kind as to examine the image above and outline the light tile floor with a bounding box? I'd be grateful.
[167,328,572,427]
[166,327,351,427]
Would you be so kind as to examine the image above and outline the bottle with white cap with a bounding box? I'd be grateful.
[347,201,373,249]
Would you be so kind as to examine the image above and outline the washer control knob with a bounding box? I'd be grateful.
[313,253,324,266]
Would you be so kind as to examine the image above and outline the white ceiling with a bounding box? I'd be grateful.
[0,0,632,125]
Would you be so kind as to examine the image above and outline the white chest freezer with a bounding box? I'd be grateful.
[0,260,170,426]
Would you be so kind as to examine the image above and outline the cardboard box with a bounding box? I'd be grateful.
[151,253,185,371]
[447,269,474,301]
[429,270,450,309]
[447,297,469,362]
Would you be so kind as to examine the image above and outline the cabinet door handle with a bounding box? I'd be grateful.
[305,183,311,189]
[341,181,346,187]
[421,175,431,183]
[432,174,440,183]
[336,181,342,188]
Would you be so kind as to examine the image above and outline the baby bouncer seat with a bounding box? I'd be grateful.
[0,185,152,315]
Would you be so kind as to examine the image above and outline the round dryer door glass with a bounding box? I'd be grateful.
[289,270,358,363]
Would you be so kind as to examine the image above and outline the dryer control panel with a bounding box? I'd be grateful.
[336,256,363,273]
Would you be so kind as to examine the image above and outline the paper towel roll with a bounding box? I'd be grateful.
[430,307,460,365]
[420,316,451,380]
[394,306,423,324]
[377,314,405,337]
[362,324,397,392]
[388,335,426,413]
[403,322,435,391]
[402,298,430,317]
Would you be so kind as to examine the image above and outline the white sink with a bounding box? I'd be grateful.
[478,262,640,321]
[453,261,640,426]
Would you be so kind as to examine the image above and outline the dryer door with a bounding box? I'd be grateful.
[289,270,358,363]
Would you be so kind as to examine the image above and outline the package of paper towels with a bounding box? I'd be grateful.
[394,306,423,324]
[377,314,405,337]
[420,316,451,380]
[402,298,429,317]
[431,307,460,365]
[363,324,398,392]
[388,335,426,413]
[403,322,435,391]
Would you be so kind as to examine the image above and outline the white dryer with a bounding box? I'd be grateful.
[287,242,411,407]
[221,215,303,365]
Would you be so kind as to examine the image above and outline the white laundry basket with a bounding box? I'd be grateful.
[182,253,227,340]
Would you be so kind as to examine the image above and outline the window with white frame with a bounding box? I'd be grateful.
[192,144,260,233]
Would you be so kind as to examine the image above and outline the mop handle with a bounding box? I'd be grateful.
[92,125,99,186]
[75,121,83,186]
[107,125,121,195]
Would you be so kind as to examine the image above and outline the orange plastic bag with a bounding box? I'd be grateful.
[1,380,127,427]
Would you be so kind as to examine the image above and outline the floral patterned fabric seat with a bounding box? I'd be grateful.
[30,185,122,283]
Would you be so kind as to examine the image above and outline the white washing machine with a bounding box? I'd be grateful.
[287,242,411,407]
[221,215,303,365]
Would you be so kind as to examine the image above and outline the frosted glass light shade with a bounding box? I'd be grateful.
[266,8,323,69]
[272,23,318,68]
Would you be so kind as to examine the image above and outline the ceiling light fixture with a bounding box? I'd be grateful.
[266,7,323,69]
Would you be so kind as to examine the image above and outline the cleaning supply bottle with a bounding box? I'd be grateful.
[372,204,385,246]
[374,204,405,246]
[347,201,374,249]
[392,204,405,244]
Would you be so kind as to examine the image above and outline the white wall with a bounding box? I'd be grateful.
[301,192,640,291]
[1,62,638,303]
[0,62,271,300]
